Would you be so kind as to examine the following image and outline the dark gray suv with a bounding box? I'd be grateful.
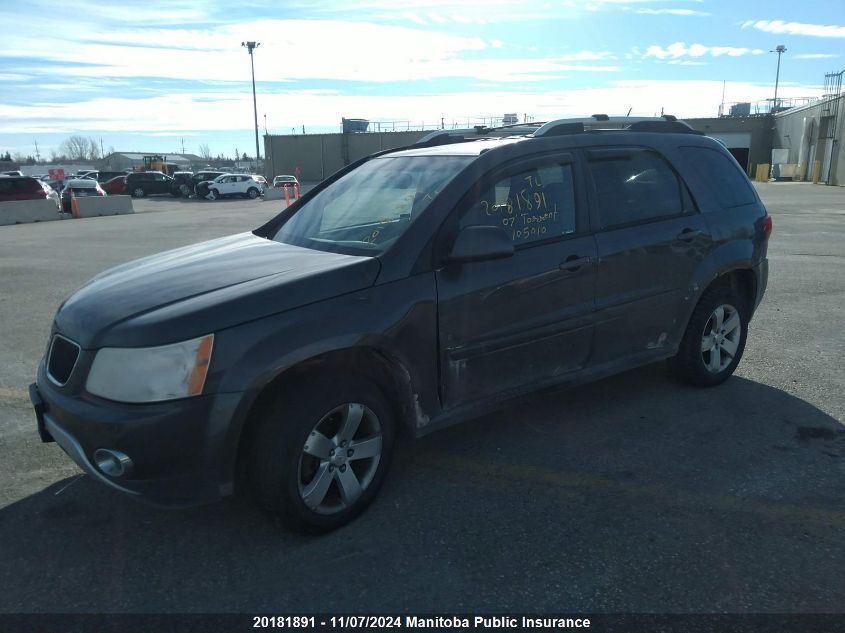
[30,116,770,532]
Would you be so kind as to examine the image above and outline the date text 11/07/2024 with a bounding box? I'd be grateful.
[252,615,592,629]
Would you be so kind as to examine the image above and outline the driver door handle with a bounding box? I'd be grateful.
[559,255,593,272]
[675,228,705,242]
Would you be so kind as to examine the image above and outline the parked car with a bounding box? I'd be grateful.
[0,175,61,209]
[124,171,175,198]
[96,171,130,183]
[252,175,269,188]
[30,116,771,533]
[191,171,227,197]
[170,171,194,197]
[272,174,299,188]
[2,170,25,177]
[60,178,106,212]
[101,175,127,195]
[206,173,265,200]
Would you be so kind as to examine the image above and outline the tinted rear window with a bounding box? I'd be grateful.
[587,149,686,230]
[680,146,756,208]
[0,178,39,192]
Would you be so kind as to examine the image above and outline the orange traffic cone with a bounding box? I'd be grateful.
[70,191,80,218]
[283,184,291,208]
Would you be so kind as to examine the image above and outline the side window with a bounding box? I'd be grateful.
[459,162,578,245]
[587,149,686,230]
[679,146,756,208]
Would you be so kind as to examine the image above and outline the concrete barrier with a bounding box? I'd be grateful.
[0,199,62,226]
[263,187,285,200]
[73,195,134,218]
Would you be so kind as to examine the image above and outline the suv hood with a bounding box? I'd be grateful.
[55,232,380,348]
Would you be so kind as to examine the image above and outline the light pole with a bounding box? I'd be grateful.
[241,41,261,165]
[771,44,787,113]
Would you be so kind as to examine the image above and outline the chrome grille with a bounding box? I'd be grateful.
[47,335,80,386]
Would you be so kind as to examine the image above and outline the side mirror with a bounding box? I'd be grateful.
[445,225,514,264]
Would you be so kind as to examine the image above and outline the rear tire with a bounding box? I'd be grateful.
[248,376,395,533]
[669,285,749,386]
[132,187,145,198]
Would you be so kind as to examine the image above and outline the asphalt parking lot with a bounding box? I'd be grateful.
[0,183,843,614]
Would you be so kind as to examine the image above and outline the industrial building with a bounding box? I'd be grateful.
[264,71,844,186]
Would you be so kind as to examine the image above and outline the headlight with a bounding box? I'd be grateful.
[86,334,214,403]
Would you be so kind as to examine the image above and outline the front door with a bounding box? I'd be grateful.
[435,154,597,408]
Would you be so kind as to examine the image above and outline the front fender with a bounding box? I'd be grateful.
[205,274,440,480]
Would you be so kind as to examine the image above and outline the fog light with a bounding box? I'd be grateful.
[93,449,133,478]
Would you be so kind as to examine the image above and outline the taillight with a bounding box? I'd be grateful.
[761,215,773,240]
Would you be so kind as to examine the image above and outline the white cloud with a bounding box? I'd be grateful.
[794,53,840,59]
[402,12,427,25]
[1,19,616,85]
[0,80,824,136]
[558,50,615,61]
[632,8,709,16]
[741,19,845,38]
[643,42,762,60]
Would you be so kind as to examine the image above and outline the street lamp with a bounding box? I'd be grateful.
[241,41,261,165]
[771,44,787,113]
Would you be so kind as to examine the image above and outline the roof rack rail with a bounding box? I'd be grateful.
[532,114,699,137]
[413,130,480,147]
[414,124,540,147]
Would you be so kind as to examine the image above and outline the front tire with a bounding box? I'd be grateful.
[208,188,219,200]
[249,377,395,533]
[247,187,259,199]
[669,285,749,386]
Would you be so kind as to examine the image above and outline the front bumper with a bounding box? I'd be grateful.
[31,365,243,507]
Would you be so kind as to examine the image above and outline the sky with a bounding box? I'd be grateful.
[0,0,842,161]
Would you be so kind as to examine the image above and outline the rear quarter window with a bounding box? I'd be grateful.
[679,146,756,209]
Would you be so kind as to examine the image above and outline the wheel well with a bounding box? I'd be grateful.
[234,348,415,486]
[710,268,756,310]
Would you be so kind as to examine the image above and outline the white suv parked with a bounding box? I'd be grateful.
[207,174,265,200]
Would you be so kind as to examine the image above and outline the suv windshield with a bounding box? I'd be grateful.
[272,155,472,254]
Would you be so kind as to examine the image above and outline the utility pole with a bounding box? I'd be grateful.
[771,45,787,113]
[100,138,104,159]
[241,41,261,165]
[181,137,185,154]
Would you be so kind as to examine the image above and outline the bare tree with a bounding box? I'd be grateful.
[198,143,212,161]
[60,135,92,161]
[87,137,101,161]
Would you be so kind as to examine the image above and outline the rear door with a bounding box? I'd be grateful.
[435,153,597,408]
[584,146,713,363]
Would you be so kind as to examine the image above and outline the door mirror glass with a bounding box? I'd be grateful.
[446,225,514,263]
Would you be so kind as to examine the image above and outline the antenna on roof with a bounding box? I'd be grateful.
[626,107,633,117]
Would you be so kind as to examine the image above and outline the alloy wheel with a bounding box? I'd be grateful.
[700,303,742,373]
[297,403,383,515]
